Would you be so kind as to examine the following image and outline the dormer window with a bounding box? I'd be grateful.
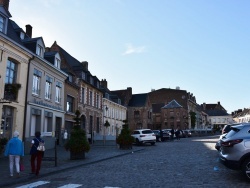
[96,81,100,88]
[36,44,43,57]
[68,75,73,82]
[90,77,93,85]
[20,32,25,40]
[55,58,60,69]
[0,16,4,32]
[81,72,86,80]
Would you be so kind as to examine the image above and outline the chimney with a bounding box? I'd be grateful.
[100,79,107,88]
[25,24,32,38]
[0,0,9,10]
[81,61,88,71]
[203,103,206,110]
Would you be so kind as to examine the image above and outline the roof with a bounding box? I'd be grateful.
[162,100,183,109]
[128,93,148,107]
[152,103,164,113]
[204,109,229,116]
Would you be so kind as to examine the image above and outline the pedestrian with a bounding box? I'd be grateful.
[63,130,68,144]
[175,127,181,141]
[30,131,45,176]
[4,131,24,178]
[159,129,163,142]
[170,127,175,141]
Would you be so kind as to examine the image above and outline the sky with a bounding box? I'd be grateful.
[9,0,250,114]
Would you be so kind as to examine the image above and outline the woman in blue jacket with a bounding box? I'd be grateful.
[4,131,24,177]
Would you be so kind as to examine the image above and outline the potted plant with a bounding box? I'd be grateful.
[116,120,134,149]
[64,110,90,160]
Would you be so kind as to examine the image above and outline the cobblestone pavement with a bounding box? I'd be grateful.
[9,135,250,188]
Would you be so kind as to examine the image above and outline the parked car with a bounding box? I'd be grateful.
[183,130,192,137]
[215,124,236,151]
[219,123,250,180]
[131,129,156,145]
[153,130,170,142]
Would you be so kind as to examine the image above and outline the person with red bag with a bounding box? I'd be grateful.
[4,131,24,177]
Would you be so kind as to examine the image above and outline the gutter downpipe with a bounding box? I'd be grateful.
[22,55,34,145]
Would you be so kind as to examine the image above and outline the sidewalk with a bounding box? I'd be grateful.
[0,143,144,187]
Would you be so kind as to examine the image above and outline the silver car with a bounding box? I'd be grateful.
[219,123,250,180]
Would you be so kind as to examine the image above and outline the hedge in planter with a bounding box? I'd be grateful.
[116,120,134,149]
[64,110,90,160]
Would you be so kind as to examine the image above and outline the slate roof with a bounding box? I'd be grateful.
[128,93,148,107]
[58,45,84,69]
[162,100,183,109]
[204,110,229,116]
[152,103,165,113]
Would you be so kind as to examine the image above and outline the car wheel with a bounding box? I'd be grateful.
[241,158,250,180]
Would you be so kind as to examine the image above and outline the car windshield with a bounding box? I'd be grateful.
[142,130,153,134]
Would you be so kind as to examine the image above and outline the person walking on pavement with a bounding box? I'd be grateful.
[159,129,163,142]
[63,130,68,144]
[30,131,44,176]
[170,127,175,141]
[175,126,181,141]
[4,131,24,177]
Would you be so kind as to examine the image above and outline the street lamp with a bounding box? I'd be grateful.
[103,105,108,145]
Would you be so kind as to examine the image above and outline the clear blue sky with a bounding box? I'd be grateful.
[10,0,250,113]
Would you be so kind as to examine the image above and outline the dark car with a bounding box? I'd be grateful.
[153,130,170,142]
[183,130,192,137]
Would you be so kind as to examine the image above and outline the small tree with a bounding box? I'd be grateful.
[116,120,134,149]
[64,110,90,158]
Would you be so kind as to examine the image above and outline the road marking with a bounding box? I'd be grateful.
[16,181,50,188]
[58,184,82,188]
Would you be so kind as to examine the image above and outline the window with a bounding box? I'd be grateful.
[105,93,109,99]
[134,111,140,119]
[55,58,60,69]
[96,94,99,108]
[36,44,43,56]
[20,32,25,40]
[32,69,42,95]
[55,82,62,103]
[81,72,86,80]
[81,87,85,104]
[5,59,17,84]
[89,91,93,106]
[90,77,93,85]
[45,76,52,100]
[67,95,74,112]
[0,16,4,33]
[68,75,72,82]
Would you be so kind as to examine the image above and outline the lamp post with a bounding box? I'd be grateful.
[103,105,108,145]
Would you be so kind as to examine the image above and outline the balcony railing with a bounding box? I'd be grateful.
[4,83,21,101]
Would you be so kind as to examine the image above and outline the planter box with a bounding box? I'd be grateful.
[70,151,85,160]
[119,144,132,150]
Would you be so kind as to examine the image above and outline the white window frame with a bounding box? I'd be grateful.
[32,75,40,95]
[45,81,52,100]
[36,44,43,56]
[55,86,61,103]
[55,58,60,69]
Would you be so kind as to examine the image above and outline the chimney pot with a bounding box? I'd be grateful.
[0,0,9,10]
[25,24,32,38]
